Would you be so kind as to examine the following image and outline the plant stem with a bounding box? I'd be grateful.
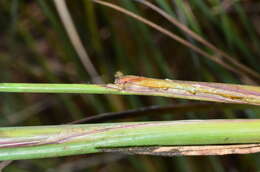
[1,119,260,160]
[1,75,260,105]
[0,83,120,94]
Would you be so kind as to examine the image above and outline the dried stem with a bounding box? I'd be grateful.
[70,103,255,124]
[54,0,102,83]
[92,0,260,83]
[134,0,260,82]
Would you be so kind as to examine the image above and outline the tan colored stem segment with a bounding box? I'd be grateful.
[107,75,260,105]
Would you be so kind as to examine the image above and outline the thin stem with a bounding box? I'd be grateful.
[92,0,259,83]
[0,83,120,94]
[134,0,260,81]
[54,0,102,84]
[70,103,256,124]
[0,75,260,105]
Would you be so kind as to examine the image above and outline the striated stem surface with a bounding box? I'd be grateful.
[1,119,260,160]
[1,75,260,105]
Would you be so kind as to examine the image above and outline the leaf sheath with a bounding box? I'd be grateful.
[1,119,260,160]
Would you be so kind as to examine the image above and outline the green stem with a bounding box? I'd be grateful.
[0,83,121,94]
[1,119,260,160]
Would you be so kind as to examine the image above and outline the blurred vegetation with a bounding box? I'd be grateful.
[1,0,260,171]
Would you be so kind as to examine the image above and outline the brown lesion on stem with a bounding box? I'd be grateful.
[101,144,260,156]
[107,73,260,105]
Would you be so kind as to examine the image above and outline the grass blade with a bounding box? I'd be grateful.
[53,0,102,83]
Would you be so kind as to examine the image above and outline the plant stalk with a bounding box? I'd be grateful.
[1,119,260,160]
[1,75,260,105]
